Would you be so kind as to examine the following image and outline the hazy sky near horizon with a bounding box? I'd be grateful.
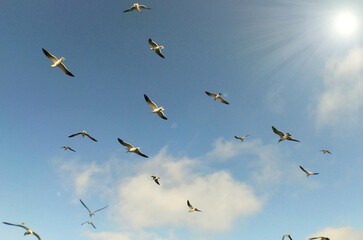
[1,0,362,240]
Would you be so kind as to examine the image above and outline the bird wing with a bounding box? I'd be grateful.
[195,208,202,212]
[139,5,151,10]
[154,179,160,185]
[272,126,284,137]
[327,150,332,154]
[90,222,96,229]
[2,222,29,230]
[157,111,167,120]
[59,63,74,77]
[68,147,76,152]
[155,49,165,59]
[148,39,158,48]
[205,91,216,97]
[299,165,309,175]
[287,137,300,142]
[85,133,98,142]
[81,222,88,225]
[311,172,319,175]
[235,136,242,140]
[187,200,193,209]
[69,132,82,138]
[118,138,133,149]
[288,235,293,240]
[123,6,136,12]
[42,48,58,63]
[32,231,42,240]
[218,97,229,104]
[135,148,148,158]
[144,94,158,110]
[93,206,108,214]
[80,199,92,214]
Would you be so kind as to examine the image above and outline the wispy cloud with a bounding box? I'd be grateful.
[310,226,363,240]
[56,158,112,197]
[315,47,363,127]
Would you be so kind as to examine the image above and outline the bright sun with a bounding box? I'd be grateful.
[333,11,358,37]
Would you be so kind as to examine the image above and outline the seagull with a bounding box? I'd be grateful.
[187,200,201,212]
[69,131,97,142]
[148,39,165,59]
[308,237,330,240]
[205,91,229,104]
[3,222,41,240]
[81,221,96,229]
[80,199,108,217]
[42,48,74,77]
[282,234,293,240]
[272,126,300,143]
[144,94,167,120]
[61,146,76,152]
[299,165,319,177]
[151,176,160,185]
[118,138,148,158]
[235,135,249,142]
[124,3,151,13]
[320,149,332,154]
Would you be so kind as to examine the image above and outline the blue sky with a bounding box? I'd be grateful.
[1,0,362,240]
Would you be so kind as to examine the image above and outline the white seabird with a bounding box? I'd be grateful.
[235,135,249,142]
[205,91,229,104]
[299,165,319,177]
[151,176,160,185]
[144,94,167,120]
[282,234,293,240]
[42,48,74,77]
[61,146,76,152]
[3,222,41,240]
[187,200,201,212]
[81,221,96,229]
[80,199,108,217]
[272,126,300,143]
[118,138,148,158]
[124,3,151,13]
[320,149,332,154]
[148,39,165,59]
[69,130,98,142]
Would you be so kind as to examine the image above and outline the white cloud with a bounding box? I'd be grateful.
[113,148,262,231]
[207,138,287,186]
[56,158,111,197]
[315,47,363,127]
[310,226,363,240]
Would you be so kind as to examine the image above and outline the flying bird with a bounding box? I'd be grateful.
[282,234,293,240]
[81,221,96,229]
[42,48,74,77]
[124,3,151,13]
[3,222,41,240]
[299,165,319,177]
[187,200,201,212]
[235,135,249,142]
[308,237,330,240]
[69,131,98,142]
[205,91,229,104]
[148,39,165,58]
[320,149,332,154]
[272,126,300,143]
[80,199,108,217]
[144,94,167,120]
[61,146,76,152]
[151,176,160,185]
[118,138,148,158]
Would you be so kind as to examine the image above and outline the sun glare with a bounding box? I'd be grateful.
[334,11,358,37]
